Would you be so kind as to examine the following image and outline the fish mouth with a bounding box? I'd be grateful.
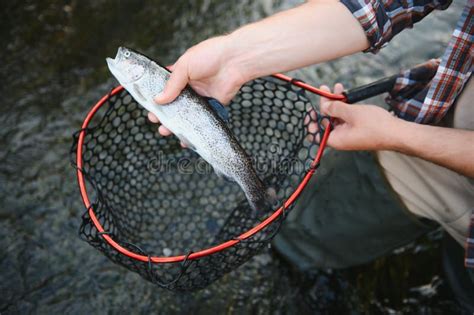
[106,47,127,67]
[105,56,119,79]
[106,57,115,66]
[106,46,124,66]
[106,47,148,84]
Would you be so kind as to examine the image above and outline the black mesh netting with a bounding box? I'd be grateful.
[71,76,327,291]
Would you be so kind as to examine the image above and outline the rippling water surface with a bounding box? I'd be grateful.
[0,1,466,313]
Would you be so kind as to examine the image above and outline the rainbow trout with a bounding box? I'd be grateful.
[106,47,275,216]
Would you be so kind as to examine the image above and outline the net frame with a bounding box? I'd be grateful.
[74,76,345,263]
[71,73,365,290]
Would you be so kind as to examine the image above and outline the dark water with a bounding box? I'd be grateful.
[0,1,467,314]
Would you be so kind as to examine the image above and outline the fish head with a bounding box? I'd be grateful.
[106,47,149,84]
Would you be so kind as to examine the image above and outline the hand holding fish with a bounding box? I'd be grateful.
[155,36,247,106]
[149,35,247,136]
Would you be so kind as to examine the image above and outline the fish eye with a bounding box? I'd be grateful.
[124,51,131,58]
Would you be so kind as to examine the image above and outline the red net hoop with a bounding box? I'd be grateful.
[71,74,346,291]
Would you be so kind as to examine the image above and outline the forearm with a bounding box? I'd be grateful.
[225,0,369,82]
[389,120,474,178]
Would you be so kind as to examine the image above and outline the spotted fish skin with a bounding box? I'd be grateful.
[106,47,275,216]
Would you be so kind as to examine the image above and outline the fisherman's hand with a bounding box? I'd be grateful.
[149,36,246,136]
[318,84,399,151]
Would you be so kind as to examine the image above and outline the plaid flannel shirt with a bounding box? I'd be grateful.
[340,0,474,267]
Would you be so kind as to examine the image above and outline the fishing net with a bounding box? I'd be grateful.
[71,72,395,291]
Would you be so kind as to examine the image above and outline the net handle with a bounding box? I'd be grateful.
[271,73,397,103]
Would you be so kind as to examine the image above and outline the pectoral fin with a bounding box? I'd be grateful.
[176,133,196,151]
[132,84,147,103]
[213,167,235,182]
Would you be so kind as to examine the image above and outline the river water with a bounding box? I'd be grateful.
[0,1,467,314]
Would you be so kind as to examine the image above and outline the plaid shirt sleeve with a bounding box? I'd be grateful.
[386,2,473,123]
[340,0,473,124]
[340,0,452,53]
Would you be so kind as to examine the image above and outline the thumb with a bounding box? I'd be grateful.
[320,100,350,119]
[154,64,189,104]
[319,85,331,106]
